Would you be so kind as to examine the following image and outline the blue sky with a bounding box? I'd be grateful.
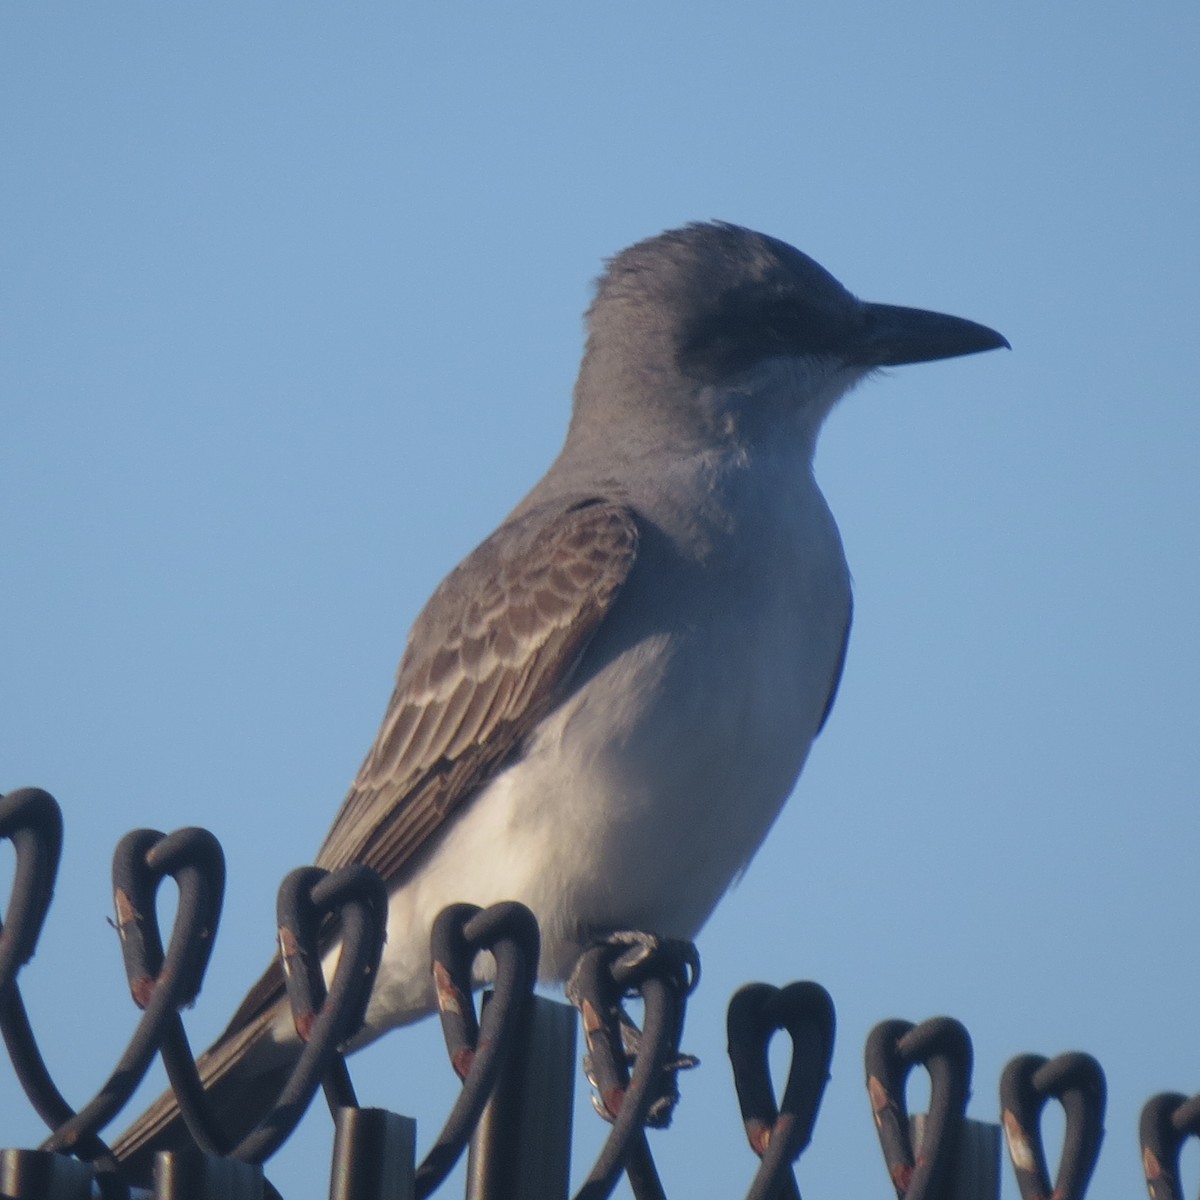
[3,6,1198,1197]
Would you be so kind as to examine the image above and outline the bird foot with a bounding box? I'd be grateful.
[566,931,700,1128]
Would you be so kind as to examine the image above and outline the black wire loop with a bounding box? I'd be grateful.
[0,789,75,1140]
[109,825,229,1178]
[416,900,541,1199]
[0,788,63,994]
[0,791,124,1193]
[568,936,700,1200]
[2,785,1189,1200]
[727,981,835,1200]
[570,935,699,1130]
[864,1015,973,1200]
[228,864,388,1167]
[111,826,225,1013]
[1000,1052,1105,1200]
[1140,1091,1200,1200]
[277,862,389,1119]
[30,826,225,1175]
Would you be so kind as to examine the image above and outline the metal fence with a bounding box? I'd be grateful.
[2,786,1198,1200]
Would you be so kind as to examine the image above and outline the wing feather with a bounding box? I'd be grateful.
[319,492,633,878]
[216,497,637,1044]
[316,496,638,879]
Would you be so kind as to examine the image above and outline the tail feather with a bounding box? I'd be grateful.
[112,971,298,1186]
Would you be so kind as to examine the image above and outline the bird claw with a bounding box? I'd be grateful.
[567,931,700,1128]
[566,931,700,1004]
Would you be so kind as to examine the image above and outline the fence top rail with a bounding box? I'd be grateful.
[2,786,1190,1200]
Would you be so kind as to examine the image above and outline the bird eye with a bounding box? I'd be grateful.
[678,291,834,379]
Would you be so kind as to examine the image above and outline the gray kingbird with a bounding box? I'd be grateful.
[115,221,1007,1173]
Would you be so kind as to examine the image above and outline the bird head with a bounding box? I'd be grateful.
[570,222,1007,453]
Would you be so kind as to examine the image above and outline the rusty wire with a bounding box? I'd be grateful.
[727,980,835,1200]
[0,789,390,1199]
[1,789,128,1198]
[1140,1091,1200,1200]
[865,1015,973,1200]
[230,863,388,1167]
[0,785,1193,1200]
[0,789,61,996]
[567,935,700,1200]
[999,1051,1106,1200]
[40,826,227,1158]
[416,900,541,1197]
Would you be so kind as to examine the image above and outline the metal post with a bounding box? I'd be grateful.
[910,1114,1000,1200]
[0,1149,92,1200]
[465,995,577,1200]
[329,1107,416,1200]
[153,1149,265,1200]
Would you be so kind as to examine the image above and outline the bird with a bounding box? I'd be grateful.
[113,221,1007,1176]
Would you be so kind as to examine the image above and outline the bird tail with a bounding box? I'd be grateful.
[111,970,298,1186]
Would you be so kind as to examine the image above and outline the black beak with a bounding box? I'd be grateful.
[855,301,1010,367]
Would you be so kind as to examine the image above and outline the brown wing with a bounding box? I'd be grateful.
[217,497,639,1039]
[315,496,639,879]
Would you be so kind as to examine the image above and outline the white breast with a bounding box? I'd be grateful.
[519,455,850,969]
